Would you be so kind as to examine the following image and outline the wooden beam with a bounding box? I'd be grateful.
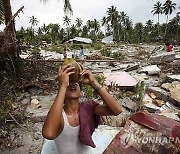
[23,59,119,63]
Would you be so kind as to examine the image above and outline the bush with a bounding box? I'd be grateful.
[50,45,63,53]
[92,43,103,50]
[112,52,125,60]
[99,47,111,57]
[31,47,40,54]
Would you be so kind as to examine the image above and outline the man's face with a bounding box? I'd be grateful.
[65,83,81,99]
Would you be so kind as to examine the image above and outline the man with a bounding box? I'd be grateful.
[42,64,122,154]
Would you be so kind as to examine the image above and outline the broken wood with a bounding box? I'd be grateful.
[4,6,24,33]
[9,113,22,128]
[23,59,119,63]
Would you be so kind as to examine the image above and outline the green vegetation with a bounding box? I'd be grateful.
[31,47,41,54]
[50,45,64,53]
[135,81,145,109]
[0,94,14,138]
[83,74,106,99]
[99,47,111,57]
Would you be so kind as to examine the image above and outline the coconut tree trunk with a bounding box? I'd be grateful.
[2,0,17,55]
[164,15,169,37]
[2,0,15,36]
[158,13,160,36]
[2,0,19,77]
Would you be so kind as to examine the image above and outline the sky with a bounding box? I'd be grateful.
[0,0,180,30]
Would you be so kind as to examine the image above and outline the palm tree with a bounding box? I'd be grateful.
[170,14,180,41]
[145,19,153,29]
[86,20,93,30]
[101,16,107,35]
[75,18,83,30]
[41,0,73,15]
[134,22,144,43]
[119,11,128,42]
[178,7,180,15]
[29,16,38,27]
[106,5,119,40]
[81,25,88,37]
[0,0,4,25]
[63,15,71,27]
[92,19,100,36]
[163,0,176,36]
[151,1,163,36]
[41,23,48,34]
[63,15,71,39]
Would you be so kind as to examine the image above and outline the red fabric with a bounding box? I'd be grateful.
[167,45,173,52]
[130,112,180,146]
[79,100,101,148]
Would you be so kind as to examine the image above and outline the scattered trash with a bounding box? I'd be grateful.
[72,37,92,44]
[139,65,161,75]
[149,52,175,64]
[30,99,41,109]
[102,35,113,44]
[104,72,138,88]
[104,112,180,153]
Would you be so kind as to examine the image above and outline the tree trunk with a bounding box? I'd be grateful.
[1,0,19,77]
[164,15,169,38]
[158,13,160,36]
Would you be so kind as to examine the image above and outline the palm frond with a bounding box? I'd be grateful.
[0,0,4,15]
[40,0,73,15]
[0,0,4,24]
[64,0,73,15]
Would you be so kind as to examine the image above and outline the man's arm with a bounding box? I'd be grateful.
[42,86,66,140]
[80,70,122,116]
[42,65,74,139]
[91,81,122,116]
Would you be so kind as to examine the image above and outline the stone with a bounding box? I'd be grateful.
[139,65,161,75]
[124,63,140,72]
[104,71,138,88]
[161,83,174,91]
[175,54,180,60]
[167,75,180,82]
[26,95,56,122]
[170,88,180,107]
[121,97,138,111]
[146,87,169,102]
[149,52,175,64]
[30,99,40,107]
[158,113,180,122]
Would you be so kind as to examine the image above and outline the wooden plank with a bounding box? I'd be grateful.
[23,59,119,63]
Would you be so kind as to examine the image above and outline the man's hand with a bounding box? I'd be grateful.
[79,69,99,88]
[57,65,75,88]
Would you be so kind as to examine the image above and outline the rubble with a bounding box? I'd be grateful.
[167,75,180,82]
[2,43,180,154]
[149,52,175,64]
[25,95,56,122]
[146,87,169,102]
[104,72,138,88]
[104,112,180,154]
[139,65,161,75]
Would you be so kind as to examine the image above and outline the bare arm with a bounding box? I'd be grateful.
[80,70,122,116]
[91,81,122,116]
[42,65,74,140]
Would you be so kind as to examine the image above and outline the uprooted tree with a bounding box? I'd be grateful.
[0,0,72,80]
[0,0,24,79]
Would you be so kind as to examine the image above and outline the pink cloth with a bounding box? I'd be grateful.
[167,45,173,52]
[79,100,101,148]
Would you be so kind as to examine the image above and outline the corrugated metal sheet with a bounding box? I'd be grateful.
[73,37,92,44]
[102,35,113,44]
